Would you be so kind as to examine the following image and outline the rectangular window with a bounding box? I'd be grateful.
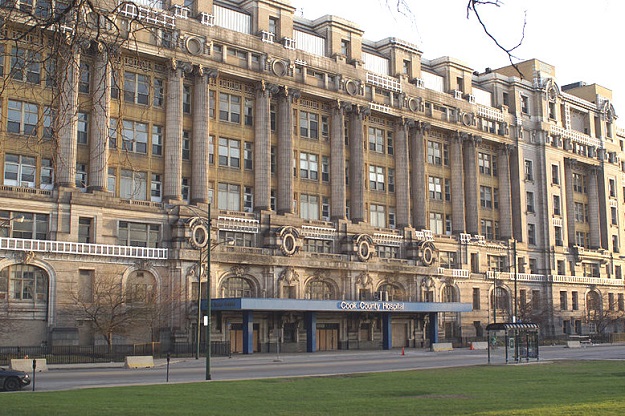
[573,173,586,193]
[79,63,90,94]
[108,168,116,195]
[183,84,192,114]
[11,47,41,84]
[388,169,395,193]
[526,191,534,213]
[109,118,118,149]
[43,106,54,139]
[151,125,163,156]
[40,158,53,190]
[77,112,89,144]
[321,156,330,182]
[300,152,319,180]
[369,204,386,227]
[521,95,529,114]
[75,163,87,191]
[528,223,536,245]
[552,164,560,185]
[7,100,38,136]
[429,212,444,235]
[219,93,241,123]
[120,170,147,200]
[244,142,253,170]
[554,226,563,246]
[300,111,319,139]
[300,194,319,220]
[182,131,191,161]
[182,177,190,202]
[367,127,385,153]
[244,186,253,213]
[153,78,164,107]
[244,98,253,126]
[3,154,36,188]
[217,183,241,211]
[524,160,533,181]
[478,152,492,175]
[473,288,481,310]
[427,141,442,165]
[151,174,162,202]
[118,222,160,248]
[1,212,49,240]
[369,165,386,191]
[428,176,442,200]
[480,186,493,209]
[122,120,148,153]
[572,291,579,310]
[481,219,494,240]
[560,291,568,310]
[78,217,93,244]
[553,195,561,216]
[124,72,149,105]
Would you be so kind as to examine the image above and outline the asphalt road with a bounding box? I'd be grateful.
[20,343,625,392]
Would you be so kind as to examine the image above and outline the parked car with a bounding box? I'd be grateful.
[0,368,31,391]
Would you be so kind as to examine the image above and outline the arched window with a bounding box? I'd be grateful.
[126,271,156,304]
[379,283,405,301]
[586,291,601,311]
[222,277,254,297]
[306,279,334,300]
[442,284,457,303]
[0,264,48,302]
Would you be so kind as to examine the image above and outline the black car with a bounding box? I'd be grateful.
[0,368,31,391]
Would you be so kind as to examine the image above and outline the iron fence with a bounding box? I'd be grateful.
[0,342,231,366]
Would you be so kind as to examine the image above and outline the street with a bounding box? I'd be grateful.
[21,344,625,392]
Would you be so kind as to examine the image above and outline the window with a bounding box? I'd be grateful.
[1,211,49,240]
[7,100,38,136]
[521,95,529,114]
[300,111,319,139]
[611,207,618,225]
[609,178,616,198]
[368,127,384,153]
[268,16,278,35]
[527,223,536,245]
[153,78,164,107]
[40,158,53,190]
[243,142,253,170]
[77,112,89,144]
[219,93,241,123]
[321,156,330,182]
[126,271,156,304]
[75,163,88,190]
[560,291,568,310]
[243,186,253,213]
[573,173,586,193]
[524,160,533,181]
[340,39,350,57]
[10,47,40,84]
[532,290,541,311]
[554,226,563,246]
[300,194,319,220]
[107,168,116,194]
[152,126,163,156]
[430,212,444,235]
[613,235,620,253]
[219,138,240,168]
[244,98,253,126]
[480,186,493,209]
[122,120,148,153]
[481,219,494,240]
[572,291,579,310]
[182,177,190,202]
[526,192,535,213]
[118,222,160,248]
[109,118,118,149]
[478,152,495,175]
[4,154,36,188]
[551,164,560,185]
[123,72,149,105]
[553,195,561,216]
[370,204,386,227]
[619,294,624,312]
[43,106,54,139]
[218,183,240,211]
[322,116,329,139]
[322,197,330,221]
[182,131,191,161]
[389,169,396,193]
[78,217,93,244]
[0,264,48,302]
[574,202,587,223]
[150,174,162,202]
[300,152,319,180]
[575,231,588,248]
[120,170,147,200]
[439,251,458,269]
[427,141,443,165]
[183,84,191,114]
[369,166,385,191]
[428,176,443,200]
[79,63,90,93]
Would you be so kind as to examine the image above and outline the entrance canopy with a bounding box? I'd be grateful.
[210,297,473,313]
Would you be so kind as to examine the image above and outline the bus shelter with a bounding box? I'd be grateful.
[485,323,539,364]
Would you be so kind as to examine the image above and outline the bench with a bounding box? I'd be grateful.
[124,356,155,369]
[431,342,453,352]
[10,358,48,372]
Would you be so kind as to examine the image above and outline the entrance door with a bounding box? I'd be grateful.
[392,322,408,348]
[229,323,260,353]
[316,323,339,351]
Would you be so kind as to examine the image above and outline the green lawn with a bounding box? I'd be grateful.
[1,361,624,415]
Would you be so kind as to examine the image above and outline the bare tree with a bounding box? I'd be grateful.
[587,308,625,336]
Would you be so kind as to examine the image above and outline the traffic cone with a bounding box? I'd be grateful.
[470,343,475,350]
[401,347,405,356]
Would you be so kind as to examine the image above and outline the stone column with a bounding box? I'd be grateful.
[463,135,479,235]
[564,158,576,246]
[88,44,110,192]
[349,106,368,223]
[55,45,80,187]
[163,60,184,202]
[410,122,428,230]
[587,168,601,249]
[330,101,346,219]
[276,87,297,214]
[253,81,272,211]
[497,145,513,239]
[394,119,411,228]
[450,133,465,234]
[191,65,211,204]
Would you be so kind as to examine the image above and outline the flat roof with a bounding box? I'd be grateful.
[208,298,472,313]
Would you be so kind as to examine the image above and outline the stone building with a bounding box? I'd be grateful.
[0,0,623,352]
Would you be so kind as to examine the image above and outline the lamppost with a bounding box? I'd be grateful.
[0,215,25,229]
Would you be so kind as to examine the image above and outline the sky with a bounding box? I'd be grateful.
[290,0,624,116]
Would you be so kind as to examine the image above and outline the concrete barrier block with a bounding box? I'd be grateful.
[124,355,155,369]
[10,358,48,372]
[431,342,453,352]
[470,341,489,350]
[566,340,581,348]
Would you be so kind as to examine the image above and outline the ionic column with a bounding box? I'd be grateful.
[163,60,184,202]
[191,65,211,204]
[450,133,466,233]
[349,106,368,223]
[410,122,428,230]
[330,102,346,220]
[463,135,479,234]
[394,119,411,228]
[55,45,80,187]
[253,81,272,211]
[587,168,601,248]
[88,44,110,192]
[276,87,297,214]
[497,145,513,239]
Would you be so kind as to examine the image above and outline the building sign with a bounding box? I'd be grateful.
[338,301,405,311]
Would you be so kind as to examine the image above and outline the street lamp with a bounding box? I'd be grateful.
[0,215,25,228]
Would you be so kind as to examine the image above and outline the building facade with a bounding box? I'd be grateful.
[0,0,623,351]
